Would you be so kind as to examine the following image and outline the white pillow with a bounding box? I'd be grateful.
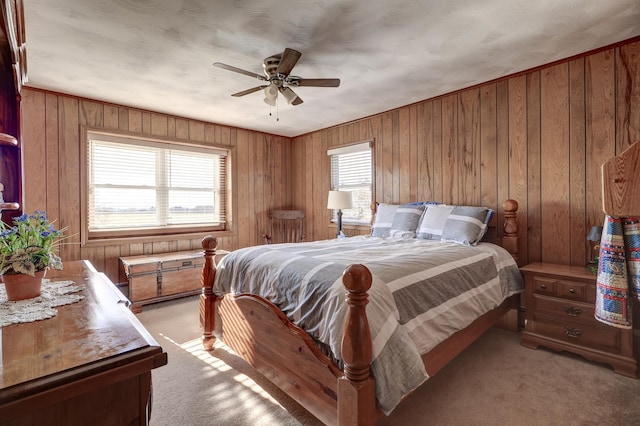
[415,204,455,240]
[370,203,398,237]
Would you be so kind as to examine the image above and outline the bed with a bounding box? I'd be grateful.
[199,199,523,425]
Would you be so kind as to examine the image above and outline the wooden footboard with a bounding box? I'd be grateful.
[199,236,380,424]
[199,200,521,425]
[215,293,343,425]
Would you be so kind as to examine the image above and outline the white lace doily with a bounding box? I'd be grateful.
[0,279,86,327]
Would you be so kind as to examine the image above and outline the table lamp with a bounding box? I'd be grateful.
[327,190,353,238]
[586,225,603,272]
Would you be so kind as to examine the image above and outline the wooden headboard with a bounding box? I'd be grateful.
[602,140,640,216]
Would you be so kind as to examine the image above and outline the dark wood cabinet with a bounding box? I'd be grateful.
[0,131,20,216]
[0,1,27,222]
[521,262,637,378]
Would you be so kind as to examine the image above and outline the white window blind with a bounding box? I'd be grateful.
[86,132,227,235]
[328,141,372,223]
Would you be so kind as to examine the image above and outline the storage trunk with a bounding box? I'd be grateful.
[119,251,203,312]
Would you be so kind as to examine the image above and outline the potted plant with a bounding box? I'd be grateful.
[0,211,67,301]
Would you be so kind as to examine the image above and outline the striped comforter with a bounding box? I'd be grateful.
[213,236,523,414]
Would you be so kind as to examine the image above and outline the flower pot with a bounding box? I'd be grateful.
[2,270,46,301]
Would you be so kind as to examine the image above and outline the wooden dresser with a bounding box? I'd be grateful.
[0,260,168,425]
[521,262,637,377]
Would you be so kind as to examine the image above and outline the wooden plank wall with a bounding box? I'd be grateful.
[292,39,640,267]
[16,38,640,282]
[19,88,292,284]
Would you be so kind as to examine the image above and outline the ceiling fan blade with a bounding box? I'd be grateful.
[289,78,340,87]
[231,86,267,97]
[276,48,301,77]
[213,62,266,81]
[279,86,303,105]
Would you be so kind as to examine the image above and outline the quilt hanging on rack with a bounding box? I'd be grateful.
[595,216,640,328]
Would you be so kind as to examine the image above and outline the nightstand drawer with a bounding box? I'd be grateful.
[530,316,621,353]
[532,295,595,325]
[531,275,590,301]
[556,280,588,301]
[531,276,556,295]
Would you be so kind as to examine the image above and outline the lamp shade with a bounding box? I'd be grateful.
[587,225,603,242]
[327,191,353,210]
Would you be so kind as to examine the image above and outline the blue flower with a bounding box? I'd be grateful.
[0,211,68,276]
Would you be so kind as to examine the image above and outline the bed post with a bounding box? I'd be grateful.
[502,199,519,263]
[370,202,377,226]
[200,236,218,351]
[338,264,377,426]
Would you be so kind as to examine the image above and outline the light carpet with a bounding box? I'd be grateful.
[137,296,640,425]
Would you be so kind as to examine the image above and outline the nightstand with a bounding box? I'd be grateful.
[520,262,637,378]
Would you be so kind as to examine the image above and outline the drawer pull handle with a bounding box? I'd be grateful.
[540,284,547,289]
[563,306,582,316]
[569,288,576,294]
[564,327,583,338]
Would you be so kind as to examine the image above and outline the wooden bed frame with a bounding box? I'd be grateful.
[199,199,521,425]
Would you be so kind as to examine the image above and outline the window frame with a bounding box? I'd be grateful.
[327,140,374,225]
[80,127,234,247]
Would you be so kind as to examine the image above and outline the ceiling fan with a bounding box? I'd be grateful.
[213,48,340,106]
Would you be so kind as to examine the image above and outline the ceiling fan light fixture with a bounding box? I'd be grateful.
[263,84,278,106]
[264,84,278,100]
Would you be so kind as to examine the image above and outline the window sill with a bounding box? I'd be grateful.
[81,230,234,247]
[328,222,371,235]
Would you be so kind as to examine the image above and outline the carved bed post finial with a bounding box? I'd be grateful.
[201,236,218,351]
[338,264,376,425]
[341,264,373,381]
[502,199,519,263]
[602,140,640,216]
[370,202,378,227]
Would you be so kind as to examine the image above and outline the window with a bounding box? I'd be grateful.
[328,141,373,223]
[83,130,229,243]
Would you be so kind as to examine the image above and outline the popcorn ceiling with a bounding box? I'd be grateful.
[22,0,640,137]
